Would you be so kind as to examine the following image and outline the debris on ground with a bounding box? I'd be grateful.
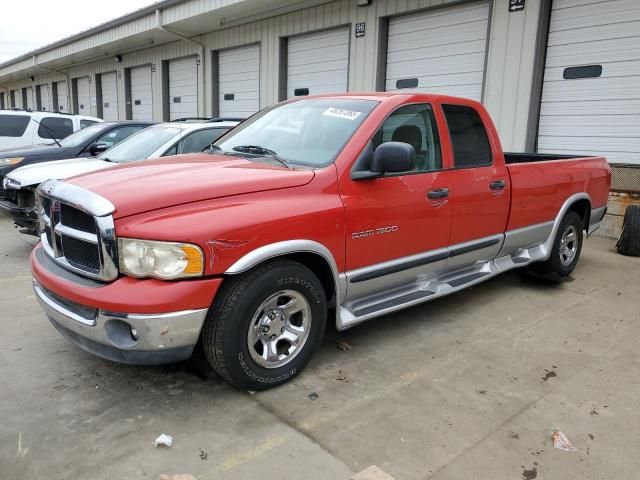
[552,430,577,452]
[154,434,174,448]
[336,339,352,351]
[308,392,319,401]
[336,370,348,382]
[199,449,208,460]
[590,402,599,415]
[542,369,557,381]
[508,431,520,440]
[522,466,537,479]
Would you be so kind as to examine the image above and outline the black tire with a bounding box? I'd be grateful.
[200,259,327,390]
[616,205,640,257]
[527,210,584,278]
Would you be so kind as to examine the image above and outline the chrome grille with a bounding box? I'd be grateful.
[37,180,118,282]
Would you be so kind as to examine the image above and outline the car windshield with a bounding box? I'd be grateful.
[98,126,182,163]
[215,98,379,167]
[58,123,106,147]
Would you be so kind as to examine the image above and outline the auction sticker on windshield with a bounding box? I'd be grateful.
[323,107,362,121]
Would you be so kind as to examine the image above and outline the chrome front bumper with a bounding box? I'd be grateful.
[33,279,208,365]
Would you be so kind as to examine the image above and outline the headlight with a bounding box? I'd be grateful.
[0,157,25,166]
[118,238,204,279]
[2,176,21,190]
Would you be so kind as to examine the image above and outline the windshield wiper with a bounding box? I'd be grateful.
[30,119,62,148]
[232,145,290,169]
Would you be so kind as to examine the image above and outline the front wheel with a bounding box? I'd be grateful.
[528,210,584,278]
[200,259,327,390]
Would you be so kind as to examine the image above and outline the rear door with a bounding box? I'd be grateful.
[341,103,454,300]
[442,103,509,270]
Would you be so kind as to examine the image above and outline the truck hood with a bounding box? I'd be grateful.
[8,157,111,188]
[67,154,316,219]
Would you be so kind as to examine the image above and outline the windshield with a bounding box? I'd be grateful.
[215,98,378,167]
[98,126,181,162]
[58,123,106,147]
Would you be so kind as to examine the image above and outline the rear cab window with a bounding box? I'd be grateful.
[0,115,30,137]
[80,119,98,129]
[442,104,492,168]
[38,117,74,139]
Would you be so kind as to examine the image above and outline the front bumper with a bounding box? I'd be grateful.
[33,278,208,365]
[31,244,222,365]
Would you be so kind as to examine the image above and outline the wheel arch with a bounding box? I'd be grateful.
[568,198,591,231]
[225,240,342,308]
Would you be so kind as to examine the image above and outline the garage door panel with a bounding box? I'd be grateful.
[169,57,198,119]
[537,0,640,164]
[540,98,640,116]
[387,52,486,78]
[543,60,640,81]
[540,77,640,101]
[219,44,260,117]
[100,72,118,121]
[39,85,51,111]
[287,28,349,98]
[385,1,489,101]
[130,65,153,121]
[56,81,68,112]
[387,39,486,64]
[25,87,34,111]
[547,0,640,32]
[76,77,91,115]
[545,37,640,67]
[386,72,485,92]
[389,3,489,33]
[539,115,640,137]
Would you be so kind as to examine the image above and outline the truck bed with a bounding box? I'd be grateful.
[504,152,595,164]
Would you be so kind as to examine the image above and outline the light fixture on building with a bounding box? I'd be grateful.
[114,55,122,63]
[357,0,372,6]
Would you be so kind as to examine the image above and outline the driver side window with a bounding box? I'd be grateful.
[373,104,442,172]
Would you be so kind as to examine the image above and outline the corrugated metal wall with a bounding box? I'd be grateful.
[0,0,542,151]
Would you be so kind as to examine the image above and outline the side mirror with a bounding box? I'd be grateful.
[89,142,108,155]
[372,142,416,173]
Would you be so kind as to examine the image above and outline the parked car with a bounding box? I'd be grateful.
[0,110,102,150]
[1,120,239,235]
[30,93,610,391]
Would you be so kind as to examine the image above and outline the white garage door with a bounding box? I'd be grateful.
[130,65,153,121]
[12,89,21,109]
[76,77,91,115]
[385,1,490,101]
[287,27,350,98]
[218,44,260,117]
[100,72,119,121]
[169,57,198,120]
[39,85,51,111]
[24,87,34,111]
[55,81,68,112]
[537,0,640,165]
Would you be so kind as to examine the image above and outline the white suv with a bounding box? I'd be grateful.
[0,110,102,150]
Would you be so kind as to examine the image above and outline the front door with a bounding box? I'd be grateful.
[340,103,454,302]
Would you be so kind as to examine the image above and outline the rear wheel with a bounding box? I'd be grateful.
[528,210,584,278]
[200,259,327,390]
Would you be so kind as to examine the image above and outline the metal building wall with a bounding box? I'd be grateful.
[0,0,545,150]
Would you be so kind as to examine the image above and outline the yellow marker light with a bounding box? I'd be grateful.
[181,245,204,275]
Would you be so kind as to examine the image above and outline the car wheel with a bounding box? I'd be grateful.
[200,259,327,390]
[616,205,640,257]
[528,210,584,278]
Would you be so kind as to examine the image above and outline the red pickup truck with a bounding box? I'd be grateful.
[31,93,610,390]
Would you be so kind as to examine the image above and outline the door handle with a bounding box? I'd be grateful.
[427,188,449,199]
[490,180,506,190]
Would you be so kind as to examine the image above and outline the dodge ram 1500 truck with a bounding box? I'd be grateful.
[31,93,610,390]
